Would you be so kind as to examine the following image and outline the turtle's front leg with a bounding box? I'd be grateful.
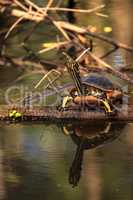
[58,96,73,111]
[62,96,70,108]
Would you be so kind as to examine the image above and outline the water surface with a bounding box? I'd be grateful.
[0,122,133,200]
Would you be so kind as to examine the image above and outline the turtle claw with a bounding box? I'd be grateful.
[106,110,117,117]
[57,105,68,112]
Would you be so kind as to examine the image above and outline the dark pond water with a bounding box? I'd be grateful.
[0,122,133,200]
[0,0,133,199]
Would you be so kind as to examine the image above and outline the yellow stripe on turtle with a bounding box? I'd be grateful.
[63,126,70,135]
[62,96,72,108]
[100,99,112,113]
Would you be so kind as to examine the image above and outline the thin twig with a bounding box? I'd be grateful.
[34,69,61,89]
[56,0,62,7]
[86,31,133,52]
[42,4,105,13]
[45,0,54,9]
[5,16,24,39]
[23,23,40,43]
[100,46,118,59]
[14,0,28,11]
[76,47,90,62]
[11,9,44,21]
[38,41,69,54]
[55,21,133,52]
[95,12,108,18]
[52,20,70,41]
[88,51,133,84]
[24,0,44,14]
[15,1,105,14]
[43,0,54,20]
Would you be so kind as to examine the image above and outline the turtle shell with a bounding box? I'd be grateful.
[82,74,119,91]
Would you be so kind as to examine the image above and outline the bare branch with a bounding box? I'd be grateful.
[55,21,133,52]
[5,16,24,39]
[11,9,44,22]
[42,4,105,13]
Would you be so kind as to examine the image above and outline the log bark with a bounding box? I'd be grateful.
[0,105,133,123]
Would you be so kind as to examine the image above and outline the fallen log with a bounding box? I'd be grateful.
[0,105,133,123]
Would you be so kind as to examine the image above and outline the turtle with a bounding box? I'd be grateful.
[61,53,123,113]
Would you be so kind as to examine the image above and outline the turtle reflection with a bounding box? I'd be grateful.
[62,122,126,187]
